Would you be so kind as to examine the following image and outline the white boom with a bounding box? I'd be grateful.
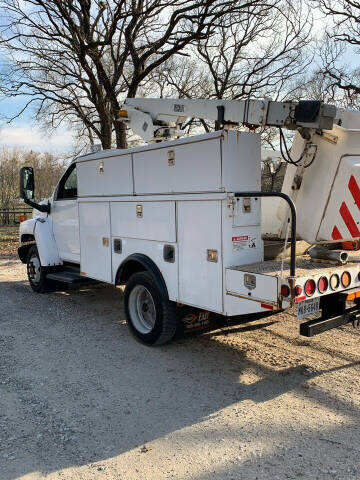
[119,97,337,142]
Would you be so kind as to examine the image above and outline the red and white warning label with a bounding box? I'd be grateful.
[232,235,257,251]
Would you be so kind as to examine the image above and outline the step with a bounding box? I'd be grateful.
[46,270,95,284]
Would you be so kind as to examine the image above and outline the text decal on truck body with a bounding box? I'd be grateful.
[232,235,257,251]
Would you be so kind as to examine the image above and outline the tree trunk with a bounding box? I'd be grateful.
[100,120,112,150]
[114,121,127,149]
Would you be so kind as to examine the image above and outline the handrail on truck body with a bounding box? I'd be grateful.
[233,191,297,278]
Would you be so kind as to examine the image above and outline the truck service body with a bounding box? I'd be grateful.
[18,98,360,345]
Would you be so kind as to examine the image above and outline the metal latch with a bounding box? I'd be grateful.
[207,249,218,263]
[113,238,122,253]
[167,150,175,166]
[136,204,143,218]
[163,245,175,263]
[243,197,251,213]
[244,274,256,290]
[99,161,104,174]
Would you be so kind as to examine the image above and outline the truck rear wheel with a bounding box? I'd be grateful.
[26,245,51,293]
[124,272,177,345]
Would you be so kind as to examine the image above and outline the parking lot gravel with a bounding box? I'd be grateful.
[1,255,360,479]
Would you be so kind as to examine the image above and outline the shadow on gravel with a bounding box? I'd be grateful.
[1,278,360,479]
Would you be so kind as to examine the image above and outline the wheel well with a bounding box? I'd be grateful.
[116,260,146,285]
[115,254,169,297]
[18,242,35,263]
[21,234,35,243]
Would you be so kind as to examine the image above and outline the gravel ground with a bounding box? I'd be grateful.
[1,255,360,480]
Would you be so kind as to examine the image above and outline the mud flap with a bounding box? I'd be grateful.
[174,306,275,339]
[175,306,228,339]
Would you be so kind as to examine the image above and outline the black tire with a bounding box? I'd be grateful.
[124,271,177,346]
[26,245,51,293]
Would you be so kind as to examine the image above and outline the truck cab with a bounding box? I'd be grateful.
[19,161,80,262]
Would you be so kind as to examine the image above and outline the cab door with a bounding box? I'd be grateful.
[51,163,80,263]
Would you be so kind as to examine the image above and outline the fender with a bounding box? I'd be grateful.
[34,218,62,266]
[18,218,37,263]
[116,253,168,296]
[18,217,62,266]
[19,217,37,241]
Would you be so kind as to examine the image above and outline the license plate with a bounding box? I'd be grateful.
[297,297,320,319]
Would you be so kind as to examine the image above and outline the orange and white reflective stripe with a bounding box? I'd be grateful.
[332,175,360,240]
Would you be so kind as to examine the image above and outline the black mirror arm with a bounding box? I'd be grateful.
[23,197,51,214]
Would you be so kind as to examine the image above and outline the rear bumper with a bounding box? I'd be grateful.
[300,290,360,336]
[300,307,359,336]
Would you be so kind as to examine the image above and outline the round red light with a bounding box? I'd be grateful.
[294,285,302,296]
[304,279,316,296]
[318,276,328,293]
[281,285,291,297]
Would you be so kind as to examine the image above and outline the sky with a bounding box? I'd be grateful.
[0,95,75,154]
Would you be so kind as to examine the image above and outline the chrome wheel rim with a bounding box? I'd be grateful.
[28,254,41,284]
[128,285,156,334]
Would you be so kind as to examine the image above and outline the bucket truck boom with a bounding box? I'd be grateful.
[119,97,336,142]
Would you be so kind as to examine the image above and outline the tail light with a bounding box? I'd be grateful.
[294,285,302,296]
[281,285,291,297]
[341,271,351,288]
[317,276,328,293]
[304,279,316,297]
[330,274,340,290]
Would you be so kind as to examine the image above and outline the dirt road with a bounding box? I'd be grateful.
[1,256,360,480]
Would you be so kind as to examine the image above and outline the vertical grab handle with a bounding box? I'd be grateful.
[234,192,297,278]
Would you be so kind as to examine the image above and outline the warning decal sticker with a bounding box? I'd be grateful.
[232,235,257,251]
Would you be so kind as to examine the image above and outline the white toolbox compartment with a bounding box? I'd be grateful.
[133,136,222,194]
[79,202,112,283]
[77,153,133,196]
[110,201,176,243]
[133,130,260,194]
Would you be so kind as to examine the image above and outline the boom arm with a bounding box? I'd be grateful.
[119,97,337,142]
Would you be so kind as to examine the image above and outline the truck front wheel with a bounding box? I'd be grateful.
[26,245,51,293]
[124,272,177,345]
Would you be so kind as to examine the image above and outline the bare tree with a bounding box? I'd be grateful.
[148,0,313,143]
[0,0,266,150]
[152,3,312,97]
[315,0,360,105]
[261,155,285,191]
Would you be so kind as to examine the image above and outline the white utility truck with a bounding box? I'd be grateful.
[18,98,360,345]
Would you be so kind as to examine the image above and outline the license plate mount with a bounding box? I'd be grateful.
[297,297,320,320]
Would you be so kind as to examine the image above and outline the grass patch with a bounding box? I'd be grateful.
[0,226,18,241]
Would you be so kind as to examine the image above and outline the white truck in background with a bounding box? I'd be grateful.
[18,98,360,345]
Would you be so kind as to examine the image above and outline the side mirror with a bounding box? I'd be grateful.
[19,166,50,214]
[20,166,35,200]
